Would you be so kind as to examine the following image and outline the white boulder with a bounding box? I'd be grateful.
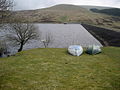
[68,45,83,56]
[86,45,101,55]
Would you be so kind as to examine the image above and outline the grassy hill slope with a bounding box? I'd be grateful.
[8,4,120,31]
[90,8,120,17]
[0,47,120,89]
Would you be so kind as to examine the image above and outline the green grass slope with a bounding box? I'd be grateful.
[0,47,120,89]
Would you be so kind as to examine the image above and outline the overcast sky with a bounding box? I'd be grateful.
[14,0,120,10]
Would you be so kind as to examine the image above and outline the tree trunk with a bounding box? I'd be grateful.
[18,42,24,52]
[0,53,2,57]
[43,42,47,48]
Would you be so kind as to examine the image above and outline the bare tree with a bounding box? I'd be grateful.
[41,32,54,48]
[6,23,39,52]
[0,0,13,10]
[0,0,13,23]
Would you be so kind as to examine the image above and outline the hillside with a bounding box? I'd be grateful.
[82,24,120,46]
[80,5,112,10]
[90,8,120,17]
[4,4,120,31]
[0,47,120,89]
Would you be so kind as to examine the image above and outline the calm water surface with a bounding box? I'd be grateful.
[0,24,102,53]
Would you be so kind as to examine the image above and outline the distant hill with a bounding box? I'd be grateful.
[90,8,120,17]
[80,5,112,10]
[45,4,87,11]
[3,4,120,31]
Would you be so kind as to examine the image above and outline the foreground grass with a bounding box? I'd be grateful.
[0,47,120,90]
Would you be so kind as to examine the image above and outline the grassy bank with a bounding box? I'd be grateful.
[0,47,120,89]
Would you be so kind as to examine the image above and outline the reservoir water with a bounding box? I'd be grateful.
[0,24,102,53]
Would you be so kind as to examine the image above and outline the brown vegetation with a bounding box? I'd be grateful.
[3,4,118,31]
